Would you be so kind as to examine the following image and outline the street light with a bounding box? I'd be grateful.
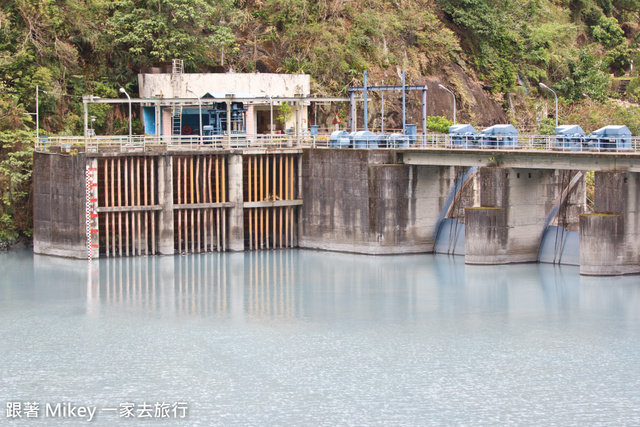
[539,82,558,128]
[438,84,456,125]
[260,89,273,141]
[187,87,202,144]
[119,87,132,142]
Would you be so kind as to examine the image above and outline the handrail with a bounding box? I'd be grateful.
[35,133,640,155]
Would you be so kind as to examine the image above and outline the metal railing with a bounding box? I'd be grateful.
[36,134,313,153]
[312,133,640,154]
[36,133,640,154]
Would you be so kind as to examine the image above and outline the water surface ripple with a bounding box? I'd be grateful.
[1,250,639,425]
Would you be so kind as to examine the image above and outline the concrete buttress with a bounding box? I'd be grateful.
[580,171,640,275]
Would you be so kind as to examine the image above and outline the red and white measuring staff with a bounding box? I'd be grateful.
[85,164,99,260]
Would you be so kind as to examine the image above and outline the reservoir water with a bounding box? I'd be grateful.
[1,249,640,425]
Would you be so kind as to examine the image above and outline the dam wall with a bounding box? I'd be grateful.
[299,149,463,254]
[33,147,640,276]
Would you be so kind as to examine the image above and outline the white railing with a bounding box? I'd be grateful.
[36,134,315,153]
[311,133,640,154]
[36,133,640,155]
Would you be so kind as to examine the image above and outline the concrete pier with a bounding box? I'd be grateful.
[33,153,88,258]
[227,154,244,251]
[157,156,174,255]
[580,172,640,275]
[465,168,585,265]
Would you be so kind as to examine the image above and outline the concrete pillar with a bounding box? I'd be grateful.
[33,152,89,259]
[580,214,624,275]
[465,207,507,264]
[579,171,640,275]
[465,167,568,265]
[157,155,174,255]
[162,108,171,141]
[227,154,244,251]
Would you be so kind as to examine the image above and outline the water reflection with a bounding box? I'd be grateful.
[4,250,639,425]
[25,249,640,323]
[89,251,299,320]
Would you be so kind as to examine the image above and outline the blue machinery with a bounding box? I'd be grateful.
[446,124,632,151]
[552,125,631,150]
[202,102,247,137]
[448,124,518,148]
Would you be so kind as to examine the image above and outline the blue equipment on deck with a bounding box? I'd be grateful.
[475,124,518,147]
[330,130,351,148]
[404,124,417,145]
[585,125,632,150]
[554,125,585,150]
[448,124,477,147]
[388,133,410,148]
[352,131,378,149]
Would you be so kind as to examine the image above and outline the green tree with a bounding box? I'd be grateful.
[104,0,235,74]
[277,103,293,128]
[427,116,453,133]
[591,16,624,47]
[554,48,610,101]
[0,130,33,243]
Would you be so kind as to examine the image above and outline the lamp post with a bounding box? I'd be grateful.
[36,85,39,141]
[260,89,273,141]
[187,87,202,144]
[119,87,132,142]
[539,82,558,128]
[438,84,456,125]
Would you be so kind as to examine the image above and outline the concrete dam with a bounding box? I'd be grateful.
[33,144,640,276]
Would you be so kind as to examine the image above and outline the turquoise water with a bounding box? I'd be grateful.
[1,249,640,425]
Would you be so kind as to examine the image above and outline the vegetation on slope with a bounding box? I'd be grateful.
[1,0,640,242]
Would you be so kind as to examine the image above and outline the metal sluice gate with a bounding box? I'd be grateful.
[243,154,298,251]
[98,156,158,257]
[173,155,229,254]
[96,153,300,257]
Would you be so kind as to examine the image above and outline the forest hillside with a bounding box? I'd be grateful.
[1,0,640,243]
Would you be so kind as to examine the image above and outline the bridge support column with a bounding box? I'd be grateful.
[580,172,640,275]
[465,167,565,264]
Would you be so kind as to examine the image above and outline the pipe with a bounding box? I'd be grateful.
[381,91,384,134]
[422,88,427,146]
[350,91,355,132]
[363,70,368,131]
[402,69,406,133]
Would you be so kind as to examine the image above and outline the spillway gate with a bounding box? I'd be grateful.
[92,151,301,258]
